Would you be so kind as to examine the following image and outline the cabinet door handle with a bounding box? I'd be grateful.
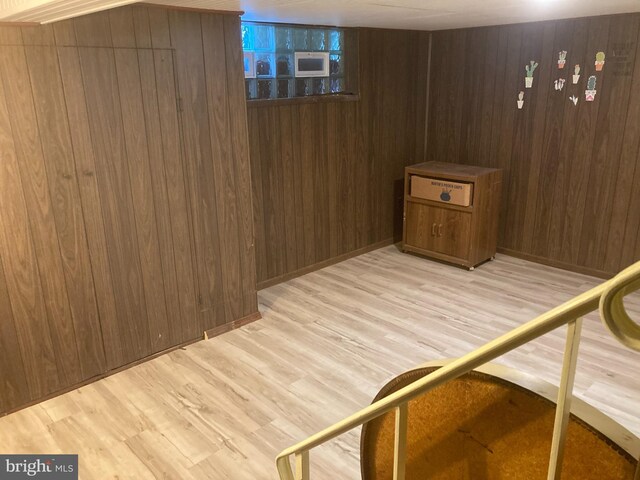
[431,223,437,236]
[437,224,443,237]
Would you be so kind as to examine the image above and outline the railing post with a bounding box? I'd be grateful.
[394,402,408,480]
[295,451,309,480]
[547,318,583,480]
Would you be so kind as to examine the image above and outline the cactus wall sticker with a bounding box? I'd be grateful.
[558,50,568,69]
[569,95,578,106]
[554,78,566,91]
[572,64,581,84]
[517,91,524,109]
[525,60,538,88]
[585,75,597,101]
[595,51,606,71]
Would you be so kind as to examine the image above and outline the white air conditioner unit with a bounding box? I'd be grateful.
[294,52,330,78]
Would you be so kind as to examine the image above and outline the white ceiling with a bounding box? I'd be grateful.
[2,0,640,29]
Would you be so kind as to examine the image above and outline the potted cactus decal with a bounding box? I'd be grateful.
[554,78,566,91]
[517,91,524,109]
[525,60,539,88]
[595,51,606,71]
[572,64,581,84]
[569,95,578,106]
[585,75,597,101]
[558,50,567,69]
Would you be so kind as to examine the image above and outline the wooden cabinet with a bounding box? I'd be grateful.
[402,162,502,270]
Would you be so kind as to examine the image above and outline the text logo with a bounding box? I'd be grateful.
[0,455,77,480]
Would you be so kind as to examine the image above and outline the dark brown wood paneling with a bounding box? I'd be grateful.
[73,10,112,47]
[578,15,640,272]
[57,46,123,369]
[0,5,258,415]
[109,6,136,48]
[0,64,60,401]
[248,28,430,285]
[80,46,153,364]
[618,30,640,271]
[21,24,54,45]
[0,45,83,387]
[52,20,76,46]
[151,48,200,342]
[148,7,172,49]
[114,47,173,353]
[546,18,590,261]
[426,13,640,277]
[0,255,30,412]
[25,45,106,379]
[202,14,242,323]
[137,49,185,348]
[222,14,259,317]
[169,10,224,330]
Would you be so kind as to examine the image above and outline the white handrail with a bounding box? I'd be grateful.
[276,261,640,480]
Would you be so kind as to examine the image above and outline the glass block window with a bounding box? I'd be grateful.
[242,22,347,101]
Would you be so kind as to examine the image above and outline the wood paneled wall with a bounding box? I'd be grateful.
[248,29,430,286]
[0,5,258,414]
[426,14,640,277]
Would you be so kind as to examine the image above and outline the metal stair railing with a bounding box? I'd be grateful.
[276,260,640,480]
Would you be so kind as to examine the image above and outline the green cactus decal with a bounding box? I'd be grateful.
[587,75,596,90]
[525,60,539,77]
[595,51,606,71]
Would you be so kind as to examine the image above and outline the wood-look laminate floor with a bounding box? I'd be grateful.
[0,246,638,479]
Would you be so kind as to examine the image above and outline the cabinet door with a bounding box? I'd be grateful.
[433,208,472,259]
[405,202,471,260]
[405,202,441,252]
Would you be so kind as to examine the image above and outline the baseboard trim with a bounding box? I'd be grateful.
[257,238,395,290]
[204,311,262,339]
[497,247,612,279]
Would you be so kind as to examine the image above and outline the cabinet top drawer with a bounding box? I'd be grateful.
[411,175,473,207]
[406,161,501,182]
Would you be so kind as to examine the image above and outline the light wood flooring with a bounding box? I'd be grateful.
[0,246,638,479]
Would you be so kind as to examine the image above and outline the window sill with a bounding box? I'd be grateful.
[246,93,360,108]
